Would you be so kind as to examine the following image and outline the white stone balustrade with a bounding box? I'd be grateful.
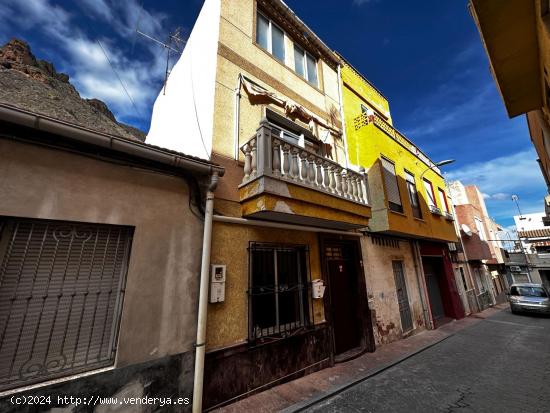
[241,120,370,205]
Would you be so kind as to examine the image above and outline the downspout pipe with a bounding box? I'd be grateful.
[192,171,219,413]
[410,240,433,329]
[234,75,242,160]
[336,64,350,169]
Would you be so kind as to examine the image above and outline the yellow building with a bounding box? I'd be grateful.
[148,0,375,409]
[339,59,465,344]
[469,0,550,222]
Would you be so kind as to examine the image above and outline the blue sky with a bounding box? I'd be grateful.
[0,0,545,229]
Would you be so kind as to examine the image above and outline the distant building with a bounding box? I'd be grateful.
[512,213,550,288]
[448,181,508,309]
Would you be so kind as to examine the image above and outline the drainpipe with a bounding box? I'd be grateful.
[233,75,242,160]
[192,171,219,413]
[410,240,433,330]
[336,64,350,169]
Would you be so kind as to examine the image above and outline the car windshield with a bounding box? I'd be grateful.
[515,287,548,297]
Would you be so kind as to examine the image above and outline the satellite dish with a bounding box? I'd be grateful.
[461,224,473,237]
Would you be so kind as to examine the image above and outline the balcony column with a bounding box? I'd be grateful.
[255,118,272,178]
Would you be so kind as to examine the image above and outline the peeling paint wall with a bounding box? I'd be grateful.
[361,235,425,345]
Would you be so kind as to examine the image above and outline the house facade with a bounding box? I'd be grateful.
[340,60,464,337]
[448,181,508,310]
[470,0,550,223]
[0,103,223,411]
[148,0,374,409]
[513,212,550,288]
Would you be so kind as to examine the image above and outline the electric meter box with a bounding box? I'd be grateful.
[210,264,226,303]
[311,279,325,299]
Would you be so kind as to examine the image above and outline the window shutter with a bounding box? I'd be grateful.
[381,158,402,206]
[424,179,436,207]
[0,218,132,391]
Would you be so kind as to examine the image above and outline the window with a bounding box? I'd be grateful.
[0,218,132,391]
[381,157,403,213]
[293,44,318,87]
[474,217,486,241]
[266,109,320,153]
[256,13,285,62]
[405,171,422,219]
[249,243,310,340]
[438,188,450,213]
[423,179,437,210]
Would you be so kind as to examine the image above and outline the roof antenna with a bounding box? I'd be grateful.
[136,25,185,95]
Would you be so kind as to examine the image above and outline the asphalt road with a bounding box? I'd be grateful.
[305,308,550,413]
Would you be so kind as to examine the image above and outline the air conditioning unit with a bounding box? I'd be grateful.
[510,266,521,272]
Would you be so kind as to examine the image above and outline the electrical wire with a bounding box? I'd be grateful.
[96,40,144,121]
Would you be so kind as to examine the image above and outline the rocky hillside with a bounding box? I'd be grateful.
[0,38,146,141]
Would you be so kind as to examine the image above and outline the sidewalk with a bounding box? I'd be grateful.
[212,304,508,413]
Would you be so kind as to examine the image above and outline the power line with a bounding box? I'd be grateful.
[96,40,144,121]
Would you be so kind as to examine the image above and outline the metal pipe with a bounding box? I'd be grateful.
[336,65,349,169]
[234,75,242,160]
[213,215,362,236]
[192,172,219,413]
[410,240,433,329]
[0,103,225,177]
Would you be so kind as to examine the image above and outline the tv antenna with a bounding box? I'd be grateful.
[135,9,185,95]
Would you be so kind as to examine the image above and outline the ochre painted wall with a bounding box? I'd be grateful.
[341,64,457,242]
[206,220,325,350]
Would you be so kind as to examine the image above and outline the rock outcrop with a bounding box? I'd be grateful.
[0,38,146,141]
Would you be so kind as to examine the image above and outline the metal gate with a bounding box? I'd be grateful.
[0,218,133,391]
[392,261,413,333]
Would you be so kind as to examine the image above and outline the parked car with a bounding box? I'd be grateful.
[508,283,550,315]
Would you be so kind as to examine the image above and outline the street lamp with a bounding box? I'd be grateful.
[420,159,455,179]
[511,194,524,219]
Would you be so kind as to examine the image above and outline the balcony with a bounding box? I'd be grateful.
[238,119,371,230]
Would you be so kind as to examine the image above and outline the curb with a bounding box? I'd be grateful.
[280,333,455,413]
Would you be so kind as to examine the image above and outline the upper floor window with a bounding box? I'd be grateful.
[381,157,403,213]
[423,179,437,209]
[438,188,450,213]
[293,44,318,87]
[256,13,285,63]
[405,171,422,219]
[474,217,487,241]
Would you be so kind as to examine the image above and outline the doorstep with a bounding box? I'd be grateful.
[210,304,508,413]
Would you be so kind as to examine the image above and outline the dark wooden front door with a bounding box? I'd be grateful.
[328,259,361,355]
[423,259,445,320]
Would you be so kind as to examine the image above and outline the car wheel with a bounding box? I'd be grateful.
[511,308,518,315]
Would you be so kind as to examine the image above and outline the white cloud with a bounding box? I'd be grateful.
[2,0,179,125]
[483,192,511,201]
[446,149,544,195]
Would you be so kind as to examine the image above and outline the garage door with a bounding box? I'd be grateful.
[0,218,133,391]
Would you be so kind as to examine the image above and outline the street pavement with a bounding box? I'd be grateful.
[304,309,550,413]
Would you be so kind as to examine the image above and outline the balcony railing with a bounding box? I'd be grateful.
[240,120,370,205]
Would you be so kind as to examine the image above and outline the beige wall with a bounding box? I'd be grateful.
[361,236,425,345]
[213,0,343,165]
[0,139,203,367]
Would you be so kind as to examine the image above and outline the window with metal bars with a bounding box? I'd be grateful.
[0,217,132,391]
[248,243,311,340]
[381,157,403,213]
